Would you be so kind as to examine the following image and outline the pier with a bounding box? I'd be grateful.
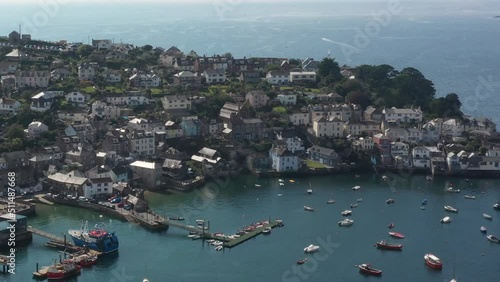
[27,226,74,246]
[221,220,282,248]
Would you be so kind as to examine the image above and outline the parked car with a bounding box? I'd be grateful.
[110,198,122,203]
[123,205,132,211]
[117,203,124,208]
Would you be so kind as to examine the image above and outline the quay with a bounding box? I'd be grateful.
[204,219,284,248]
[0,198,36,216]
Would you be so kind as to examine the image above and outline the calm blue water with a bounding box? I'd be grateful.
[4,174,500,281]
[1,1,500,123]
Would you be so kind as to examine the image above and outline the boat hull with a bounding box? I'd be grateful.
[358,265,382,276]
[69,234,119,254]
[376,242,402,250]
[425,260,443,269]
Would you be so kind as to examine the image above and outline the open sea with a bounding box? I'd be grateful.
[5,174,500,282]
[1,1,500,281]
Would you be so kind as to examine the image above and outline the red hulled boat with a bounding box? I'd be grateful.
[47,260,81,280]
[77,255,98,267]
[424,253,443,270]
[389,232,405,239]
[375,240,402,250]
[358,264,382,276]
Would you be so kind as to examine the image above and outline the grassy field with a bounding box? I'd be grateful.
[304,159,327,168]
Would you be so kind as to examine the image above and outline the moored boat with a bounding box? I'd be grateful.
[441,216,452,223]
[444,205,458,213]
[387,223,395,229]
[358,263,382,276]
[357,198,363,202]
[262,227,271,235]
[352,185,361,190]
[341,210,352,216]
[386,199,395,204]
[304,206,314,212]
[326,199,336,204]
[424,253,443,269]
[426,175,433,181]
[483,213,493,220]
[254,184,261,187]
[389,232,405,239]
[338,218,354,226]
[422,199,428,205]
[306,189,313,194]
[487,235,500,243]
[68,221,119,254]
[480,226,487,233]
[350,203,358,208]
[493,203,500,210]
[77,255,97,268]
[464,195,475,199]
[446,187,461,193]
[297,258,307,265]
[47,260,81,280]
[215,245,223,251]
[375,240,402,250]
[304,244,320,253]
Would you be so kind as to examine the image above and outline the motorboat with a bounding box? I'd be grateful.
[289,179,295,183]
[464,195,475,199]
[352,185,361,190]
[444,206,458,213]
[483,213,493,220]
[387,223,395,229]
[493,203,500,210]
[262,227,271,235]
[326,199,336,204]
[187,234,198,238]
[358,264,382,276]
[446,187,461,193]
[389,232,405,239]
[426,175,433,181]
[191,235,201,240]
[76,255,98,268]
[279,182,285,186]
[169,217,185,221]
[46,260,81,280]
[304,244,320,253]
[338,219,354,226]
[277,193,283,197]
[306,189,313,194]
[441,216,452,223]
[196,219,205,225]
[215,245,223,251]
[255,184,261,187]
[422,199,428,205]
[297,258,307,265]
[357,198,363,202]
[341,210,352,216]
[424,253,443,269]
[386,199,395,204]
[487,235,500,243]
[480,226,487,233]
[350,203,358,208]
[382,175,388,180]
[375,240,402,250]
[304,206,315,212]
[278,179,284,183]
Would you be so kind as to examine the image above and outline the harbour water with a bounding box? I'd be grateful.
[6,173,500,281]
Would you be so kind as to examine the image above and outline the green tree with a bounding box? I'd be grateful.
[77,45,94,58]
[317,57,342,82]
[142,45,153,52]
[5,124,26,140]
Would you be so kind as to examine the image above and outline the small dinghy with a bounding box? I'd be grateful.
[480,226,487,233]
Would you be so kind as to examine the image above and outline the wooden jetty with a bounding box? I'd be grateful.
[27,226,74,246]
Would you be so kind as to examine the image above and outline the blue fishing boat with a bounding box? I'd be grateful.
[68,221,119,254]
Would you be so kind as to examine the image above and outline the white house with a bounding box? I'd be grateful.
[390,142,409,158]
[92,39,112,50]
[383,107,423,123]
[441,119,464,137]
[86,177,113,199]
[276,130,305,153]
[91,101,122,120]
[65,91,89,107]
[102,69,122,83]
[105,92,150,106]
[269,145,299,172]
[78,63,96,81]
[412,146,431,169]
[266,70,289,85]
[289,71,316,83]
[0,61,18,75]
[162,95,191,110]
[25,121,48,137]
[16,70,50,88]
[127,118,149,131]
[289,110,309,126]
[164,121,185,139]
[277,93,297,105]
[31,91,56,112]
[0,97,21,115]
[312,116,344,138]
[203,69,226,84]
[129,73,161,88]
[352,137,374,151]
[128,130,155,157]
